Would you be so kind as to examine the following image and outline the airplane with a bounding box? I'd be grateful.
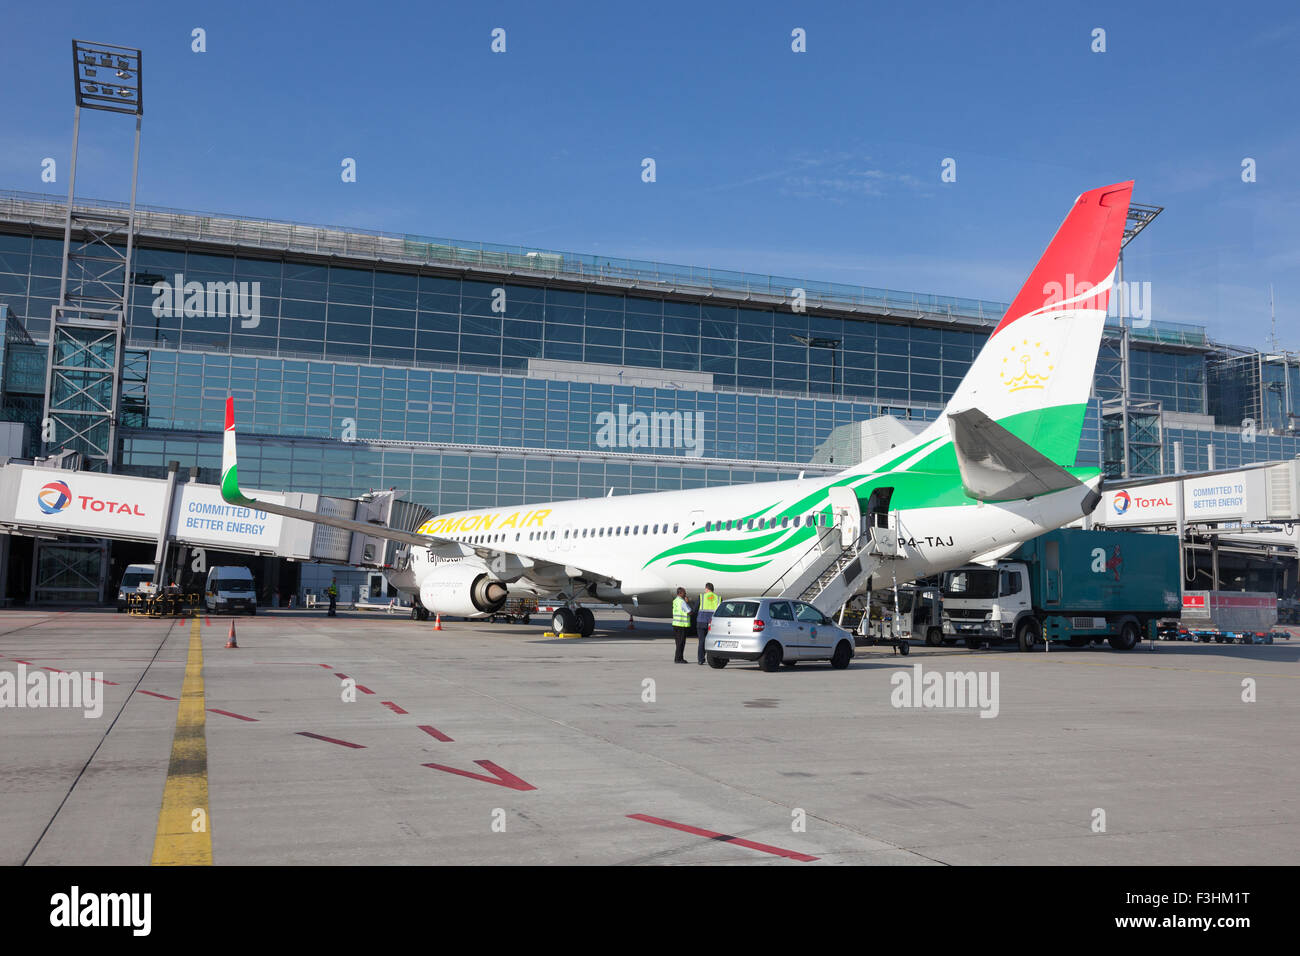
[221,181,1135,636]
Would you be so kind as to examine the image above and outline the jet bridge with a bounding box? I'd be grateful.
[0,460,431,604]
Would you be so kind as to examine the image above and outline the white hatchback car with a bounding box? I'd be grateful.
[704,597,855,671]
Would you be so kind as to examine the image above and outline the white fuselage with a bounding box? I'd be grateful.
[396,467,1097,617]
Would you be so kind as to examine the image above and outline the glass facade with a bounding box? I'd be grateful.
[0,214,1289,513]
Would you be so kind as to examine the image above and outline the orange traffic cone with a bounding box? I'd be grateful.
[226,620,239,649]
[433,614,442,631]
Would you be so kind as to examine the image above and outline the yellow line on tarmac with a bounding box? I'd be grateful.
[151,615,212,865]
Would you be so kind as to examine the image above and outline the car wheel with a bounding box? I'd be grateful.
[1108,620,1140,651]
[925,627,943,647]
[706,654,728,668]
[575,607,595,637]
[552,608,578,634]
[899,640,910,656]
[830,640,852,669]
[1017,619,1041,652]
[758,641,783,672]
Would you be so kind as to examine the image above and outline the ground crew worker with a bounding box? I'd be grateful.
[696,582,720,664]
[671,587,692,662]
[327,578,339,617]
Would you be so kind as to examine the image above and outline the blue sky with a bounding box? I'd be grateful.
[3,1,1297,348]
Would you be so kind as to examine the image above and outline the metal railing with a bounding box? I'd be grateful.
[0,189,1010,324]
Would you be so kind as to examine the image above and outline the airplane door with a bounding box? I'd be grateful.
[828,487,861,550]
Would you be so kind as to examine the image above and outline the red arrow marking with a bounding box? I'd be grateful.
[422,760,536,791]
[627,813,818,862]
[417,724,453,742]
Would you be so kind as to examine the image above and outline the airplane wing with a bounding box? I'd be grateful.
[219,397,616,581]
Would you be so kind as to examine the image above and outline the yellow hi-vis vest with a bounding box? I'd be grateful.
[699,591,720,611]
[672,596,691,627]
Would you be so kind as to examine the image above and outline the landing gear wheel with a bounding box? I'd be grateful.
[758,641,783,672]
[1109,620,1140,651]
[707,654,728,669]
[1017,619,1041,652]
[552,607,578,634]
[831,640,852,669]
[926,627,943,647]
[575,607,595,637]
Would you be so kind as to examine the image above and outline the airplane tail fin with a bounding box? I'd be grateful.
[934,181,1134,467]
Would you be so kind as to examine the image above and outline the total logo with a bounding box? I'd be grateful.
[37,480,72,515]
[1112,490,1173,515]
[36,480,147,519]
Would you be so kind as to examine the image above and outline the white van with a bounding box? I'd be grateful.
[117,563,155,612]
[205,566,258,615]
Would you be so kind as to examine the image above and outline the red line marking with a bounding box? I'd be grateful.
[206,708,259,722]
[41,665,67,673]
[89,676,120,685]
[422,760,535,791]
[317,663,333,669]
[296,732,365,749]
[626,814,819,862]
[333,672,349,680]
[9,659,32,665]
[381,701,408,715]
[417,724,453,742]
[136,689,178,701]
[355,684,375,695]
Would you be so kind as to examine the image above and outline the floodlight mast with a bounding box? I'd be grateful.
[42,40,143,472]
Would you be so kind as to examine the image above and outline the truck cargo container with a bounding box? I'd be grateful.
[940,529,1182,651]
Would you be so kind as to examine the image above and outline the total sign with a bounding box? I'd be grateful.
[16,469,159,537]
[1103,485,1178,526]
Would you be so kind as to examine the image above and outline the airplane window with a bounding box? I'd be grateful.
[632,526,638,535]
[652,524,658,533]
[781,517,789,528]
[673,523,679,533]
[793,516,801,527]
[643,525,648,534]
[624,526,630,535]
[564,530,569,539]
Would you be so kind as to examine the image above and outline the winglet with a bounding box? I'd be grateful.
[222,396,257,507]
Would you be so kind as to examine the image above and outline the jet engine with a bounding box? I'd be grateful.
[418,564,508,618]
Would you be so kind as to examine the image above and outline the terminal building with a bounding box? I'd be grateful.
[1,189,1298,605]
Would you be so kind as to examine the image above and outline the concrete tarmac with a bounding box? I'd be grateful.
[1,608,1297,865]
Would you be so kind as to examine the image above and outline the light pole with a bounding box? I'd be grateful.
[792,334,842,399]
